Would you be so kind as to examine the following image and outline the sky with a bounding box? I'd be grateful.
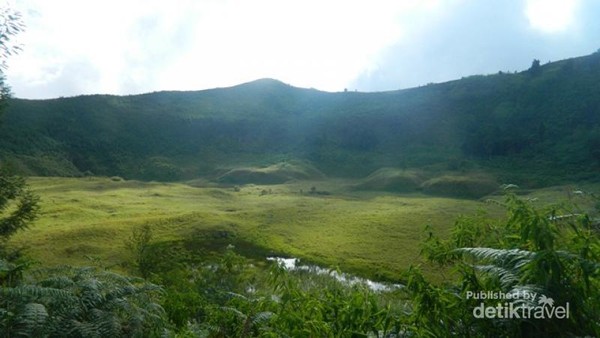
[2,0,600,99]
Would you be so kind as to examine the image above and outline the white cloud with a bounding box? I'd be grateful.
[154,0,424,91]
[351,0,599,92]
[525,0,580,33]
[3,0,598,98]
[5,0,445,98]
[8,0,435,96]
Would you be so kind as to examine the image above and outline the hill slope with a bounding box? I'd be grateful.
[1,53,600,186]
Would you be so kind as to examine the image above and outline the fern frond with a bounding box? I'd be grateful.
[252,311,274,325]
[38,275,75,289]
[455,247,534,266]
[225,291,249,301]
[506,284,543,307]
[473,264,519,288]
[15,302,48,336]
[1,284,74,302]
[2,265,167,337]
[220,306,247,319]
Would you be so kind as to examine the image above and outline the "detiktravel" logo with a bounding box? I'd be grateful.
[467,291,570,319]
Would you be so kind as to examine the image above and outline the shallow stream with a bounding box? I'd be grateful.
[267,257,403,292]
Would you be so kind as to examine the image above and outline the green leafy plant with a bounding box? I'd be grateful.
[419,193,600,336]
[0,170,39,245]
[1,266,167,337]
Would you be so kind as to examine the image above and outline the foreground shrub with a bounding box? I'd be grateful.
[419,194,600,336]
[0,265,167,337]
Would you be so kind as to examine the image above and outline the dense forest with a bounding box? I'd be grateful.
[1,51,600,185]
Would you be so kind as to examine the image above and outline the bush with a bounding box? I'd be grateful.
[419,194,600,336]
[217,160,324,185]
[0,168,39,249]
[421,174,498,198]
[353,167,423,192]
[0,265,167,337]
[139,157,183,181]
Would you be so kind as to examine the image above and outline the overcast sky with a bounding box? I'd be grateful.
[3,0,600,99]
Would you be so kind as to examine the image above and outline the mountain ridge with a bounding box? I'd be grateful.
[1,52,599,186]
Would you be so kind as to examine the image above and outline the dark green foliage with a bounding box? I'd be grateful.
[138,156,183,181]
[1,52,600,183]
[528,59,542,76]
[218,263,402,336]
[0,169,39,244]
[0,4,38,254]
[420,194,600,337]
[147,246,405,336]
[0,265,167,337]
[0,157,38,288]
[102,192,598,337]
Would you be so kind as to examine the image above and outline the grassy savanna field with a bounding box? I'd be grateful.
[10,176,597,282]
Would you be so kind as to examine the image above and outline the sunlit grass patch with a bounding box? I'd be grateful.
[11,177,483,279]
[11,176,591,282]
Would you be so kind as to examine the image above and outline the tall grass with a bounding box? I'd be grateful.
[10,176,491,281]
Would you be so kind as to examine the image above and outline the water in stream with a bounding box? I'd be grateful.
[267,257,403,292]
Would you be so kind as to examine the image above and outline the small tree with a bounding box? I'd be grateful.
[529,58,541,76]
[0,171,39,248]
[0,6,37,258]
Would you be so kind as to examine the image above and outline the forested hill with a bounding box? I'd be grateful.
[1,52,600,185]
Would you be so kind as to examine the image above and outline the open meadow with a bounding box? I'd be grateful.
[10,176,596,282]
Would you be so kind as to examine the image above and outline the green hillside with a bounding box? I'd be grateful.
[2,53,600,186]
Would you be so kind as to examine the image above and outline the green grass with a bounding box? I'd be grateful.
[10,176,595,282]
